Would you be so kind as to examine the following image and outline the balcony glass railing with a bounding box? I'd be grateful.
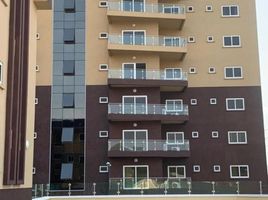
[108,0,185,15]
[108,103,189,115]
[109,35,187,47]
[108,69,188,81]
[108,139,190,152]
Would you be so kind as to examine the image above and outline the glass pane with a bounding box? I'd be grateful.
[227,99,235,110]
[240,167,248,177]
[177,167,185,177]
[231,167,239,177]
[136,131,147,151]
[238,132,246,143]
[175,100,183,111]
[223,7,230,16]
[234,68,242,77]
[60,163,73,180]
[63,60,75,75]
[231,6,238,15]
[169,167,177,177]
[236,99,244,109]
[61,127,74,142]
[124,167,135,189]
[164,38,173,46]
[166,100,174,110]
[173,69,182,79]
[123,32,133,44]
[164,7,172,13]
[176,133,184,143]
[165,69,173,79]
[229,133,237,143]
[123,0,132,11]
[224,37,232,46]
[123,64,135,79]
[232,36,240,46]
[172,7,179,14]
[136,63,146,79]
[134,0,144,12]
[167,133,175,143]
[135,97,146,114]
[134,32,145,45]
[124,131,135,151]
[64,0,75,12]
[63,93,75,108]
[225,68,233,78]
[123,97,134,114]
[136,167,148,188]
[64,29,75,44]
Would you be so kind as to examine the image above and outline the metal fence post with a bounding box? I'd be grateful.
[117,182,121,195]
[34,184,37,198]
[164,181,167,195]
[93,182,96,196]
[68,183,71,196]
[212,181,215,195]
[259,181,263,195]
[187,181,191,195]
[236,181,240,195]
[46,184,50,196]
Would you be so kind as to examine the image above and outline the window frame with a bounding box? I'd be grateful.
[221,5,240,17]
[165,99,183,113]
[193,165,200,173]
[223,35,241,48]
[99,165,109,173]
[123,165,149,189]
[99,97,109,104]
[167,165,186,179]
[122,30,146,45]
[164,68,182,80]
[122,129,148,151]
[166,132,184,145]
[122,95,148,114]
[230,165,249,179]
[213,165,221,173]
[228,131,247,144]
[224,66,243,79]
[192,131,199,138]
[226,98,245,111]
[99,131,109,138]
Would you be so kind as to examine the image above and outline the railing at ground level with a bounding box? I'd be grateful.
[108,139,190,152]
[108,0,185,15]
[32,180,268,198]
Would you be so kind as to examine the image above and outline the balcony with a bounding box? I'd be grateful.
[108,69,188,91]
[107,0,186,30]
[108,103,189,124]
[108,35,187,60]
[108,139,190,158]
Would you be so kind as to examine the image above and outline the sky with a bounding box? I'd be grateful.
[256,0,268,164]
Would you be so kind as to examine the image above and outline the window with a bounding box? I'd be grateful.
[226,98,245,111]
[123,30,145,45]
[212,131,219,138]
[61,128,74,143]
[210,98,217,105]
[36,33,40,40]
[122,63,146,79]
[228,131,247,144]
[63,93,75,108]
[123,165,149,189]
[192,131,199,138]
[166,132,184,151]
[123,130,148,151]
[165,68,182,80]
[224,67,243,79]
[99,32,108,39]
[60,163,73,180]
[165,99,183,114]
[99,131,109,138]
[188,36,195,43]
[99,165,109,173]
[99,1,108,7]
[206,5,213,12]
[64,0,75,13]
[164,37,180,47]
[122,0,145,12]
[191,99,197,105]
[168,166,186,178]
[213,165,221,173]
[123,96,147,114]
[207,36,214,43]
[189,67,196,74]
[163,6,181,14]
[64,29,75,44]
[99,97,108,104]
[187,6,194,13]
[99,64,108,71]
[208,67,216,74]
[193,165,200,172]
[223,36,241,47]
[222,5,239,17]
[63,60,75,76]
[230,165,249,179]
[35,65,40,72]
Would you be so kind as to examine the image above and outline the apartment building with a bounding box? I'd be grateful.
[33,0,267,193]
[0,0,52,199]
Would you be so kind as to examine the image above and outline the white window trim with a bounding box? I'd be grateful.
[193,165,200,172]
[191,99,198,105]
[122,95,148,114]
[189,67,197,74]
[123,165,149,190]
[223,35,241,48]
[99,97,109,104]
[99,1,108,8]
[224,66,243,79]
[206,5,213,12]
[165,99,183,112]
[99,165,109,173]
[208,67,216,74]
[228,131,247,144]
[122,63,146,79]
[210,98,217,105]
[99,131,109,138]
[122,129,148,151]
[192,131,199,138]
[187,36,196,43]
[99,64,109,71]
[166,132,185,145]
[221,5,240,17]
[226,98,245,111]
[186,6,194,13]
[122,30,146,45]
[99,32,109,39]
[213,165,221,173]
[212,131,219,138]
[167,165,186,179]
[207,36,214,43]
[230,165,249,179]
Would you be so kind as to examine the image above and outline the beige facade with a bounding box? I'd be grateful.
[86,0,260,87]
[0,0,51,193]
